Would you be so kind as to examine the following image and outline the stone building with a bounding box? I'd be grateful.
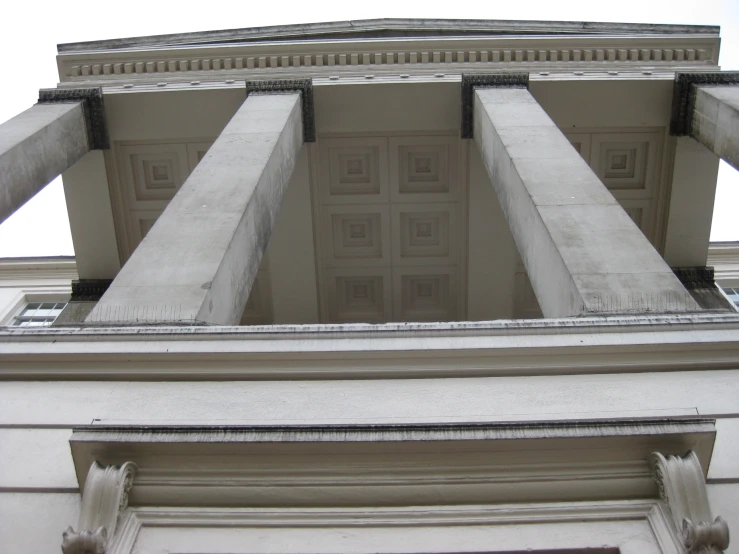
[0,18,738,554]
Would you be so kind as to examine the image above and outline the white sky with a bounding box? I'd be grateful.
[0,0,737,257]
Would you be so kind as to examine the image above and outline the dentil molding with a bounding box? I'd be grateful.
[650,451,730,553]
[62,461,137,554]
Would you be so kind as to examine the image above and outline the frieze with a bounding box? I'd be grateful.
[38,88,109,149]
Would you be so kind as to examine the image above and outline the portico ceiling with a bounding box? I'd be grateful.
[61,77,719,325]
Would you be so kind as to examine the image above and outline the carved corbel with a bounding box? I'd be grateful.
[62,461,137,554]
[650,451,730,553]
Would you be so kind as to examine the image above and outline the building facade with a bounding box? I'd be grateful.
[0,19,738,554]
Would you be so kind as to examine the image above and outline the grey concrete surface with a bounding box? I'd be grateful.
[87,92,303,325]
[0,102,89,224]
[473,87,697,317]
[692,86,739,172]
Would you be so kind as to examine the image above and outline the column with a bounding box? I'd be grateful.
[87,89,305,325]
[672,72,739,172]
[469,77,697,317]
[0,100,88,223]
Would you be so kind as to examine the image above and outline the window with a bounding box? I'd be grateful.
[720,286,739,307]
[11,302,67,327]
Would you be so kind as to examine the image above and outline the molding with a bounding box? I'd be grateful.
[62,461,137,554]
[245,79,315,142]
[70,419,714,509]
[71,279,113,302]
[109,501,676,554]
[2,313,739,380]
[650,451,730,553]
[37,88,110,149]
[55,34,719,85]
[57,19,721,53]
[670,72,739,136]
[460,73,529,138]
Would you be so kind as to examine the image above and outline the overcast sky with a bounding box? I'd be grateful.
[0,1,737,257]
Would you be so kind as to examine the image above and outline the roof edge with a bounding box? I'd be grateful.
[57,18,721,53]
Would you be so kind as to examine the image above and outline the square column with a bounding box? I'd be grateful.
[672,72,739,172]
[87,91,305,325]
[0,88,107,224]
[470,79,697,317]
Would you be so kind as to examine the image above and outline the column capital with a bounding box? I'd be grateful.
[461,73,529,138]
[245,78,315,142]
[670,71,739,136]
[38,87,109,149]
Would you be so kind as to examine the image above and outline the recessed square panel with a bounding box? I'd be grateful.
[326,269,391,323]
[615,198,654,243]
[319,137,389,204]
[390,136,458,202]
[399,145,448,193]
[333,213,381,256]
[392,204,457,266]
[323,206,391,267]
[590,132,662,193]
[393,268,457,322]
[118,143,189,204]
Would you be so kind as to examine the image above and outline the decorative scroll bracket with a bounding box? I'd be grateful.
[37,88,110,150]
[245,79,315,143]
[670,72,739,136]
[650,451,730,553]
[62,461,137,554]
[460,73,529,139]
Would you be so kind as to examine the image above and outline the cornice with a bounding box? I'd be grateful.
[2,314,739,380]
[0,257,77,281]
[57,19,721,53]
[56,34,719,84]
[69,418,715,508]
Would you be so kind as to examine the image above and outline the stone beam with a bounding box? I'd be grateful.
[671,72,739,172]
[470,79,697,317]
[87,91,304,325]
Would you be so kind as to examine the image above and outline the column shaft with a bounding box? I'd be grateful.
[473,87,696,317]
[691,85,739,171]
[0,102,89,223]
[87,92,303,325]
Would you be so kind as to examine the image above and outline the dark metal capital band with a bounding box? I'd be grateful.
[37,88,109,150]
[672,266,716,290]
[670,72,739,136]
[71,279,113,302]
[245,79,315,143]
[461,73,529,139]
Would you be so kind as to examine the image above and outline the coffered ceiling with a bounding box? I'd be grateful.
[311,134,467,323]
